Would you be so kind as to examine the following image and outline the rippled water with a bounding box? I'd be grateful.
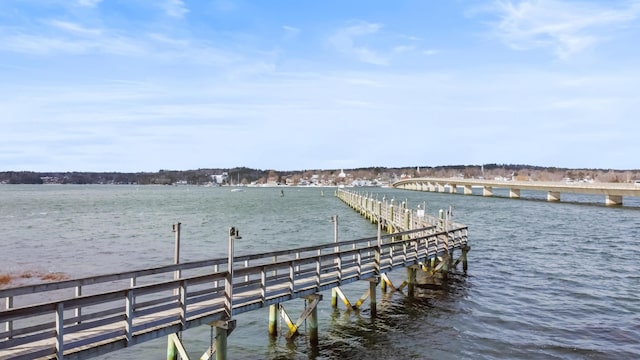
[2,185,639,359]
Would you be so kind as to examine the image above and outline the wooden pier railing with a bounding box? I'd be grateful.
[1,189,468,360]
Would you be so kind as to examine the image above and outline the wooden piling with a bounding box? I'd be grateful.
[331,288,338,308]
[407,267,416,298]
[308,299,319,346]
[369,280,377,317]
[268,304,278,337]
[215,325,228,360]
[166,337,177,360]
[441,254,449,281]
[462,245,470,273]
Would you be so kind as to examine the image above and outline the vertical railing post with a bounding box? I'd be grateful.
[75,285,82,324]
[55,303,64,359]
[375,217,381,275]
[289,261,295,294]
[125,289,133,345]
[332,215,340,277]
[5,296,13,339]
[213,264,219,288]
[171,222,182,346]
[316,250,321,288]
[180,280,187,331]
[404,209,410,239]
[226,227,236,319]
[261,268,267,301]
[332,215,338,250]
[172,223,181,282]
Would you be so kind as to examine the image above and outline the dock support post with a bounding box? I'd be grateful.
[308,299,319,346]
[215,324,228,360]
[441,254,449,281]
[166,337,177,360]
[483,186,493,196]
[331,288,338,308]
[268,304,278,337]
[462,245,470,273]
[370,280,377,317]
[407,267,416,298]
[464,185,473,195]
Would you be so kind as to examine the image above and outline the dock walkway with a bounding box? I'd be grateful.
[1,189,468,359]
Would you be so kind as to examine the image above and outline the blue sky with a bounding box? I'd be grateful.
[1,0,639,172]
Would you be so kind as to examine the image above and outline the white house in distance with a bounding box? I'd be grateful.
[211,172,228,184]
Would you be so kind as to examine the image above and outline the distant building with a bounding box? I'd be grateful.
[211,172,228,184]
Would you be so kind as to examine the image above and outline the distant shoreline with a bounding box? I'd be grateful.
[1,165,638,186]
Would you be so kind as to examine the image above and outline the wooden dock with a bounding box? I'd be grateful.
[1,189,468,359]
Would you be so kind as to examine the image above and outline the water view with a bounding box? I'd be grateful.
[1,185,639,359]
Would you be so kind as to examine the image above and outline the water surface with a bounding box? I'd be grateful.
[1,185,639,359]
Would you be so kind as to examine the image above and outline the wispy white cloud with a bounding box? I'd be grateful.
[328,22,388,65]
[163,0,189,18]
[77,0,102,7]
[392,45,415,53]
[282,25,301,41]
[0,31,145,56]
[282,25,300,34]
[48,20,103,36]
[422,49,441,56]
[0,19,246,67]
[212,0,237,12]
[486,0,640,60]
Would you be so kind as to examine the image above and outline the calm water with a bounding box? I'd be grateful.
[1,185,639,359]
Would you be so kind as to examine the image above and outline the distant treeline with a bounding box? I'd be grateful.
[1,164,638,185]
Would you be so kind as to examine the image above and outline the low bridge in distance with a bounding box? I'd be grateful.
[393,177,640,206]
